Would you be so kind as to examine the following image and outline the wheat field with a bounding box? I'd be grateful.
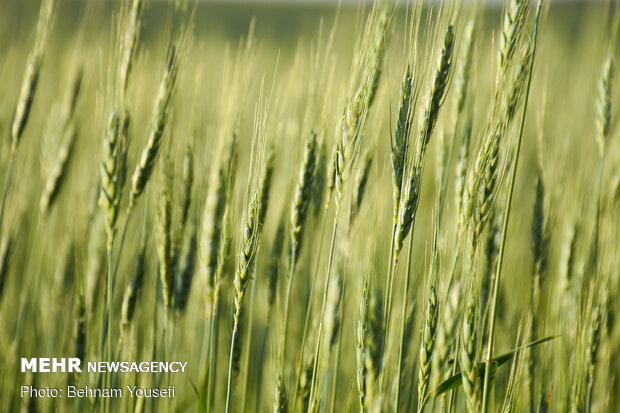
[0,0,618,412]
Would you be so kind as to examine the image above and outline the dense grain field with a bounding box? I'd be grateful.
[0,0,619,412]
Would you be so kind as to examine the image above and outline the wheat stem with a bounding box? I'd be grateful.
[279,249,296,381]
[328,292,345,413]
[396,219,415,412]
[383,223,397,327]
[292,211,328,407]
[240,278,256,413]
[308,219,338,408]
[0,154,15,239]
[481,2,543,411]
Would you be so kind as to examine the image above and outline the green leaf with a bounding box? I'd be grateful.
[188,379,206,412]
[421,335,559,407]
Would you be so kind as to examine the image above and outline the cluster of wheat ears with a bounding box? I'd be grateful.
[0,0,619,412]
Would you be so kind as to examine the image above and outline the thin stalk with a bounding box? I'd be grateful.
[378,224,405,396]
[592,153,604,274]
[0,152,15,237]
[383,223,397,327]
[329,276,346,413]
[279,248,296,374]
[293,212,328,406]
[167,310,176,412]
[377,224,397,395]
[241,281,257,413]
[160,311,169,409]
[384,235,402,365]
[396,221,415,412]
[481,3,543,411]
[149,266,161,413]
[106,248,113,348]
[206,302,220,413]
[100,249,114,363]
[197,318,210,413]
[166,310,174,376]
[308,219,338,407]
[102,246,113,413]
[224,320,239,413]
[102,185,150,413]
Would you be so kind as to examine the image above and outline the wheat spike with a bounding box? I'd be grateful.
[290,133,318,261]
[201,160,228,319]
[299,356,315,413]
[232,195,261,327]
[179,144,194,233]
[267,220,285,314]
[350,150,373,226]
[324,267,343,358]
[40,125,76,215]
[119,0,144,97]
[585,304,603,411]
[324,144,337,211]
[157,161,174,309]
[312,141,327,218]
[461,295,479,413]
[128,44,178,212]
[498,0,527,73]
[365,288,384,406]
[258,147,275,228]
[417,286,438,410]
[10,0,55,151]
[99,110,122,250]
[417,25,454,163]
[120,246,146,335]
[175,219,198,314]
[273,373,288,413]
[454,20,475,116]
[455,119,473,226]
[433,283,460,388]
[357,280,369,412]
[595,53,614,156]
[391,67,414,221]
